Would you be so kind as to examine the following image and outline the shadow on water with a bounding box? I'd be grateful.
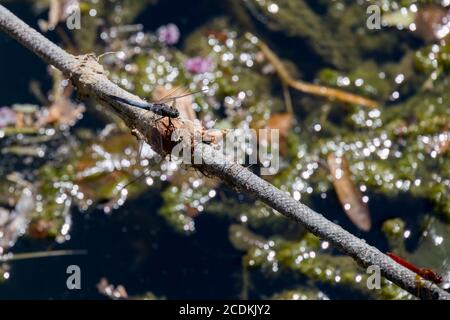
[0,190,431,299]
[0,5,56,106]
[0,188,244,299]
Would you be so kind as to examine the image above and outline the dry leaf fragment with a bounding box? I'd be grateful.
[327,153,371,231]
[39,97,85,127]
[266,113,293,138]
[415,5,450,42]
[264,112,293,155]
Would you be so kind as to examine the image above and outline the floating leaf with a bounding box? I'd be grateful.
[327,153,371,231]
[39,97,85,128]
[415,5,450,42]
[264,112,293,155]
[266,112,293,138]
[27,218,58,240]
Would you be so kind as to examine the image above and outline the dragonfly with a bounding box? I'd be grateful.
[107,87,208,122]
[109,86,208,194]
[387,252,443,285]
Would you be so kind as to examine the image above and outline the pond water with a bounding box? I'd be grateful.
[0,1,448,300]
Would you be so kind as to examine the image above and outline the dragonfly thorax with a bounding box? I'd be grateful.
[151,103,179,118]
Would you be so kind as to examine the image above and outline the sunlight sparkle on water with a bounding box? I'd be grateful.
[268,3,279,14]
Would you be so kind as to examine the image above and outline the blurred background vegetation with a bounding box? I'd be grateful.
[0,0,449,299]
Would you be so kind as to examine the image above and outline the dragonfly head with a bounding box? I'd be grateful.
[421,268,444,284]
[169,106,180,118]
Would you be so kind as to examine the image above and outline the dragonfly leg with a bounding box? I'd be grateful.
[155,116,173,132]
[169,98,177,128]
[155,116,165,123]
[137,140,144,166]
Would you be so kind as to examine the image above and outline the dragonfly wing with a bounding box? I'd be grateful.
[158,87,209,104]
[153,86,185,104]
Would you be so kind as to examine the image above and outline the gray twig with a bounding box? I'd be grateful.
[0,4,448,300]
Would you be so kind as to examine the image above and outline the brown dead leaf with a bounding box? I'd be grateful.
[435,123,449,156]
[205,30,229,43]
[267,113,293,137]
[39,97,85,127]
[184,204,199,218]
[28,218,55,239]
[15,113,25,128]
[327,153,371,231]
[415,5,450,42]
[263,112,293,155]
[437,132,450,155]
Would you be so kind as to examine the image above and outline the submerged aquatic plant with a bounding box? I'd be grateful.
[0,0,449,299]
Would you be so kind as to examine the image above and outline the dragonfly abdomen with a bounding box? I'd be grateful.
[107,95,179,118]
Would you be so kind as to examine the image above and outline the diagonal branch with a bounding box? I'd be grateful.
[0,5,448,300]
